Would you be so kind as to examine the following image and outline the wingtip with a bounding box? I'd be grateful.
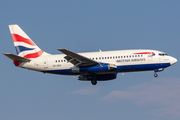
[3,53,10,55]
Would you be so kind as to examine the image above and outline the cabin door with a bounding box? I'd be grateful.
[43,58,48,69]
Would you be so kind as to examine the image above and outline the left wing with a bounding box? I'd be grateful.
[58,49,99,66]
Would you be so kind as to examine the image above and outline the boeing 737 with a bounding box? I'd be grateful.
[4,25,178,85]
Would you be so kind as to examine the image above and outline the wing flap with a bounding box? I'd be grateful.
[58,49,99,66]
[3,53,31,62]
[64,55,80,65]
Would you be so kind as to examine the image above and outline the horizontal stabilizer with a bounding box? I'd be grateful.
[3,53,31,62]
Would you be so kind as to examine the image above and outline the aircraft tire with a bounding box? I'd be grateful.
[154,73,158,77]
[91,80,97,85]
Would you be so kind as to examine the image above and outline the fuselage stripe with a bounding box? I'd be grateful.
[134,52,155,55]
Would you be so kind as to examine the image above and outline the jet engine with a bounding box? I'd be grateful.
[71,64,117,73]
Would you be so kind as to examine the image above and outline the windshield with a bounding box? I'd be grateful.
[159,53,168,56]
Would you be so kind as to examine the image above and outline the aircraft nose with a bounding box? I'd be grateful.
[170,57,178,65]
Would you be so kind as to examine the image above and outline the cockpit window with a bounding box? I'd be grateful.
[159,53,168,56]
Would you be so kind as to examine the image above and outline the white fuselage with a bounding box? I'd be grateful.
[19,49,175,75]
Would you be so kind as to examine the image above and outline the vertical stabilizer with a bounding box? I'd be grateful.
[9,24,50,58]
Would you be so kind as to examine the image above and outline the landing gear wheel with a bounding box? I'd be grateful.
[154,73,158,77]
[91,80,97,85]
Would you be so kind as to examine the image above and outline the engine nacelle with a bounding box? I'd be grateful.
[71,64,117,73]
[78,73,117,81]
[80,64,109,72]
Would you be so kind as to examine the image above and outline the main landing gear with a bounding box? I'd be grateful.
[91,79,97,85]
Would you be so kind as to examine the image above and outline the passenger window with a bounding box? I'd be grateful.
[127,56,128,58]
[110,57,112,59]
[58,60,60,62]
[132,55,134,57]
[124,56,126,58]
[102,57,104,59]
[138,55,140,57]
[61,60,63,62]
[129,55,131,58]
[135,55,137,57]
[118,56,120,58]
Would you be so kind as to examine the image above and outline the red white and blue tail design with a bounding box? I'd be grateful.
[9,25,50,58]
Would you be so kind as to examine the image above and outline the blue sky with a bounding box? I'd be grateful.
[1,0,180,120]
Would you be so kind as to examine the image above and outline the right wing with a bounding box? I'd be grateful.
[58,49,99,66]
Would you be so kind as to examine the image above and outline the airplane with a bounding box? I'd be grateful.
[4,24,178,85]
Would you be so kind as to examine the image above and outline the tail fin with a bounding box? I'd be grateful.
[9,24,50,58]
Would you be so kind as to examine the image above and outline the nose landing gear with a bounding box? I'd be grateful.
[154,68,164,77]
[154,73,158,77]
